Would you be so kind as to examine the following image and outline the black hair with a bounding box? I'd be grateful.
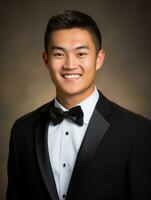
[44,10,102,53]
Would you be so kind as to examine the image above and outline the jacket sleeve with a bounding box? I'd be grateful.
[6,122,21,200]
[129,121,151,199]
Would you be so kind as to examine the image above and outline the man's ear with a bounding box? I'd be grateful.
[43,52,49,68]
[96,49,105,70]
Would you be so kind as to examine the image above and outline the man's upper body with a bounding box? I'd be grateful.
[7,90,151,200]
[7,10,151,200]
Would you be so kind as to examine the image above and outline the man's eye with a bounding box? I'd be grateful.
[77,52,87,57]
[53,53,64,57]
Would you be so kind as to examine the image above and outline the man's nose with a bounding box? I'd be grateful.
[63,54,77,69]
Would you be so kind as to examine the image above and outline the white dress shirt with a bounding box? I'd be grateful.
[47,87,99,200]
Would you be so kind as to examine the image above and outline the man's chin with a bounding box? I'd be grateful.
[56,87,83,96]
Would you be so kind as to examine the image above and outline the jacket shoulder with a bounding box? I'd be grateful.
[98,91,151,127]
[108,98,151,128]
[12,101,52,129]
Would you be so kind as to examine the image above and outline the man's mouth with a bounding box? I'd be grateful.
[62,74,81,79]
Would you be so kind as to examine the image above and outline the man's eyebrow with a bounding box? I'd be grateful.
[50,46,65,51]
[75,45,89,50]
[50,45,89,51]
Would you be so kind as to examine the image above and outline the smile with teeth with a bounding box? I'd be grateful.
[62,74,81,79]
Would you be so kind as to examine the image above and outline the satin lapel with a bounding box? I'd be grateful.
[35,108,59,200]
[66,105,110,199]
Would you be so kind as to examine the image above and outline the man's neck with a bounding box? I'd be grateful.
[56,87,96,109]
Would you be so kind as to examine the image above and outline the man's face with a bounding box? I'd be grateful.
[43,28,105,101]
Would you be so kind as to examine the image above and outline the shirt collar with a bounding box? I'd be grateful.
[54,87,99,125]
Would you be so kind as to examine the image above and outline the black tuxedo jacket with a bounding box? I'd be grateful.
[7,92,151,200]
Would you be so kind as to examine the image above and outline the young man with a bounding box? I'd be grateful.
[7,10,151,200]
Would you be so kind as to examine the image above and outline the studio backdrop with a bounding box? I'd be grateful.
[0,0,151,199]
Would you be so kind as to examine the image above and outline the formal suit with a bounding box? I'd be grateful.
[7,91,151,200]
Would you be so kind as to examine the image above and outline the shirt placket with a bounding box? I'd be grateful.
[59,120,71,200]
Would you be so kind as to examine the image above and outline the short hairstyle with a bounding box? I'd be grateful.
[44,10,102,53]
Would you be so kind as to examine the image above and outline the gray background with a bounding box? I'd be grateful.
[0,0,151,199]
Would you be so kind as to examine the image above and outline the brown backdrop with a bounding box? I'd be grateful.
[0,0,151,199]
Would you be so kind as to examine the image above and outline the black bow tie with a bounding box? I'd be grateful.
[50,105,84,126]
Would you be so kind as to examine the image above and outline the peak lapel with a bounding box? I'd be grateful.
[35,104,59,200]
[66,93,110,199]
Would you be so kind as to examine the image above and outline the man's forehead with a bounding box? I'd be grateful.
[47,28,96,53]
[51,27,91,35]
[49,29,95,50]
[50,28,94,42]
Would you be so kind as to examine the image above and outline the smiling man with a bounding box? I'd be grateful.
[7,10,151,200]
[43,28,104,108]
